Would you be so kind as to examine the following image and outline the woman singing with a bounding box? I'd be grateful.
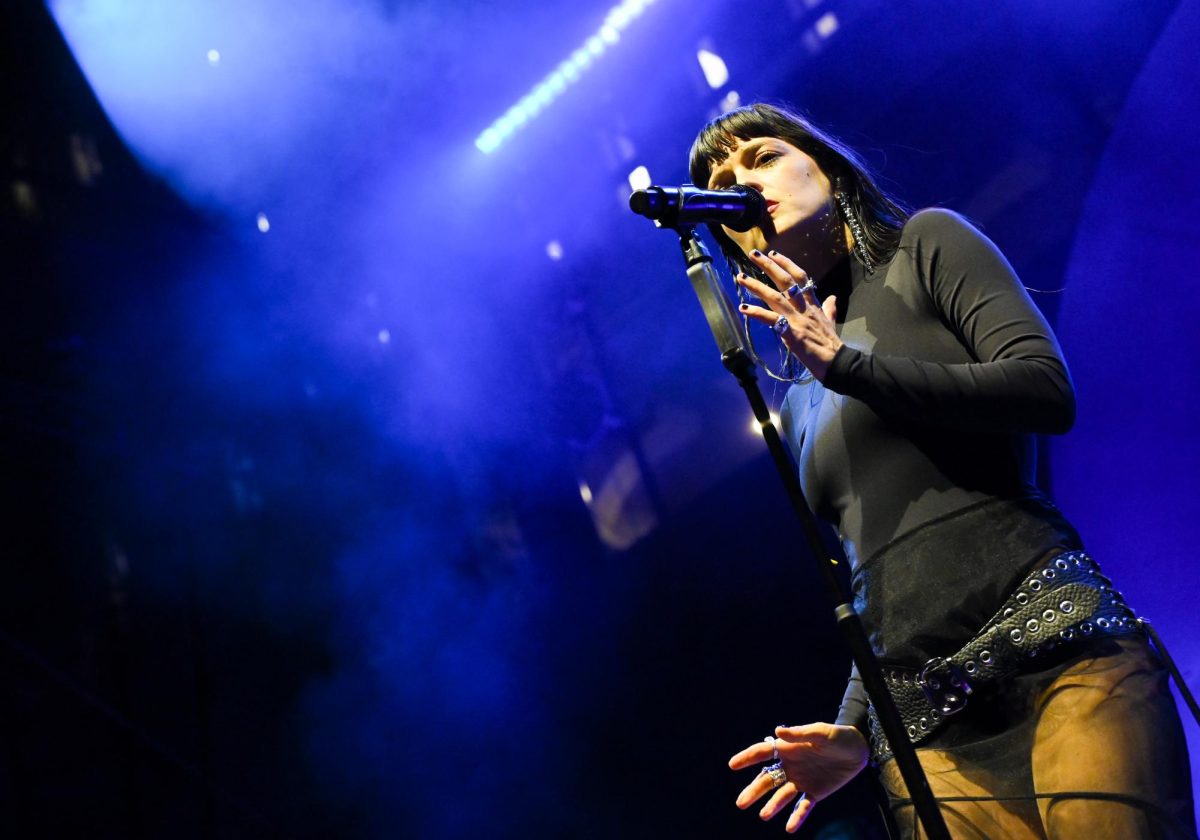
[688,103,1196,838]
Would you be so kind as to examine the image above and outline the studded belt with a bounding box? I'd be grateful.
[866,549,1139,764]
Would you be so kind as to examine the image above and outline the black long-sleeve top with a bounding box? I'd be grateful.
[778,209,1082,734]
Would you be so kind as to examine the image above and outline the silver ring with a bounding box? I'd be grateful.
[764,761,787,789]
[772,316,789,335]
[785,280,815,299]
[764,735,779,762]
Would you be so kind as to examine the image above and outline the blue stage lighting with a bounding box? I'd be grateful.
[473,0,657,155]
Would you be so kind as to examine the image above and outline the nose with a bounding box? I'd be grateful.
[736,168,764,194]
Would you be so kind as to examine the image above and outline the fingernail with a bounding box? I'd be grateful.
[750,249,763,257]
[768,250,779,256]
[739,304,748,311]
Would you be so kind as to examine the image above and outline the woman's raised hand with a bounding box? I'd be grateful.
[736,250,843,382]
[730,722,869,833]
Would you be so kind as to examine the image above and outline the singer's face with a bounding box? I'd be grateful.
[705,137,835,257]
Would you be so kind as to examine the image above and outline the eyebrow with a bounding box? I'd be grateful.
[707,139,773,187]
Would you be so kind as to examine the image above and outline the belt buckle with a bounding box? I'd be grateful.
[918,656,973,715]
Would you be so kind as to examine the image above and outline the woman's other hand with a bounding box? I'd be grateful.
[730,722,869,833]
[736,250,843,382]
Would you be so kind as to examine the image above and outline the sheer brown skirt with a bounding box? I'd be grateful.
[879,635,1197,839]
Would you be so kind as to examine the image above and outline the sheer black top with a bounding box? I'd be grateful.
[778,209,1083,732]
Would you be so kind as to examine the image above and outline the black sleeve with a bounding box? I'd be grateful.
[834,664,870,739]
[823,210,1075,435]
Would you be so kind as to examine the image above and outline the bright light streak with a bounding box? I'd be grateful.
[579,483,594,505]
[475,0,658,155]
[627,165,651,192]
[256,212,270,233]
[696,49,729,89]
[815,12,839,38]
[750,412,781,436]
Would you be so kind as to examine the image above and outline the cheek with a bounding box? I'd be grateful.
[796,173,832,209]
[810,167,834,200]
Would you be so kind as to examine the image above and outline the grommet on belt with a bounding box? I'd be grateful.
[865,549,1140,765]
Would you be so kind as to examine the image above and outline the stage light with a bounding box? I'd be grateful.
[378,329,391,344]
[570,48,592,72]
[256,212,270,233]
[206,48,221,65]
[696,49,729,89]
[546,240,564,261]
[719,90,741,112]
[815,12,839,37]
[579,483,594,505]
[627,165,651,192]
[750,412,781,436]
[474,0,658,155]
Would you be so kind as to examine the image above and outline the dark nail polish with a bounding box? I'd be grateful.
[739,304,748,311]
[768,250,779,256]
[750,249,763,257]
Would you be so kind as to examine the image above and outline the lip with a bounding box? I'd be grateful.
[765,200,780,216]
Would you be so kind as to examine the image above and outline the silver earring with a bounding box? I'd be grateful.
[835,187,874,272]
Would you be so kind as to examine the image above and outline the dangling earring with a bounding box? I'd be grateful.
[834,183,874,272]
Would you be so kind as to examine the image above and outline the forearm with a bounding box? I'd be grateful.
[825,346,1075,434]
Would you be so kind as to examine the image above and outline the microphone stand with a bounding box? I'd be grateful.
[656,221,950,840]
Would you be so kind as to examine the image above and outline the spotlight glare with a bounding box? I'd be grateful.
[547,240,564,260]
[474,0,657,154]
[628,165,652,192]
[697,49,729,89]
[606,8,631,29]
[531,85,554,109]
[476,128,502,154]
[570,48,592,71]
[750,412,781,436]
[256,212,270,233]
[206,48,221,65]
[815,12,839,37]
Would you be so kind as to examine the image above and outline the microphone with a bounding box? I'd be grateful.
[628,184,765,232]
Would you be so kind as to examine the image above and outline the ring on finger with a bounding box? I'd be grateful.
[764,735,779,762]
[785,280,815,299]
[763,761,787,789]
[772,316,790,336]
